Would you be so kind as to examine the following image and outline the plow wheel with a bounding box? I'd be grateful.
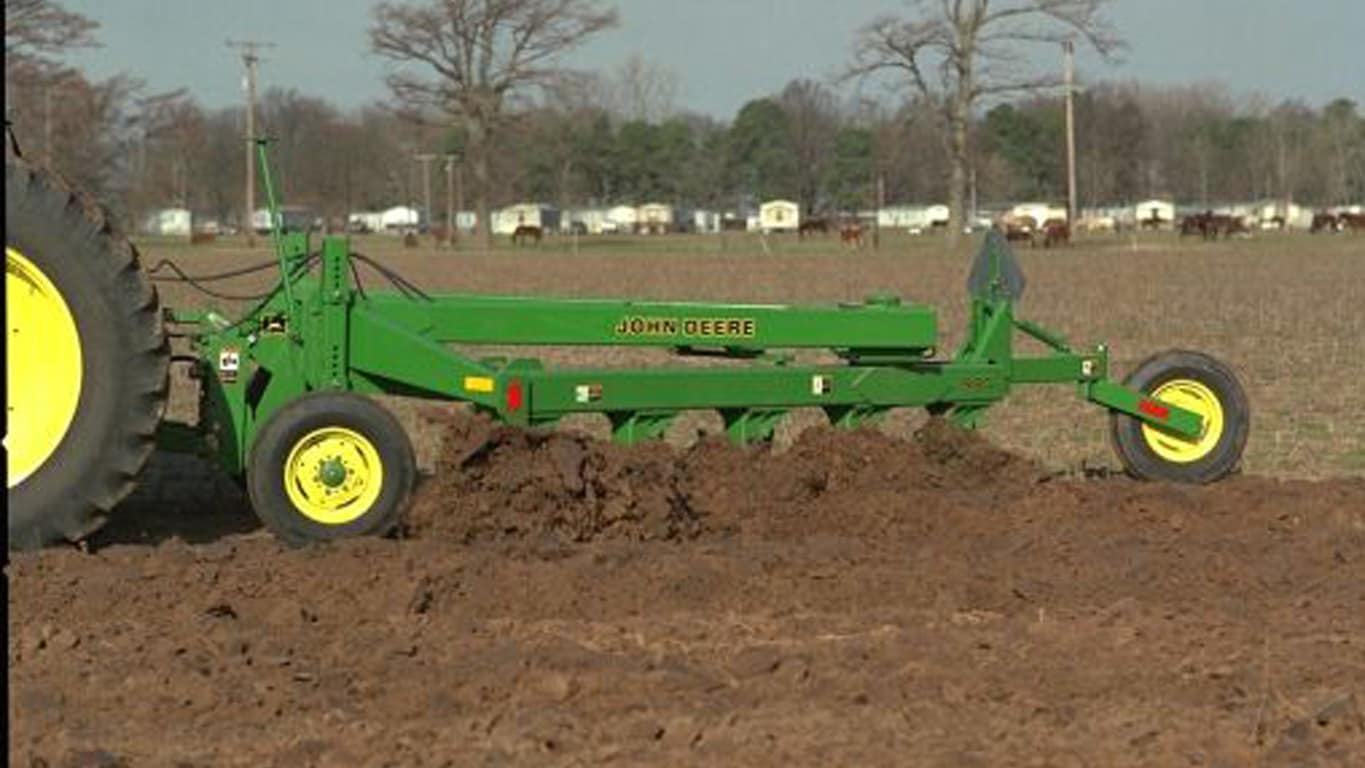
[247,392,415,546]
[6,161,168,550]
[1109,350,1249,483]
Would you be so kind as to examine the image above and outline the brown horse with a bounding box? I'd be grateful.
[838,222,864,249]
[1179,213,1208,238]
[1041,218,1070,248]
[1002,215,1036,246]
[798,218,830,239]
[1211,214,1250,239]
[1339,212,1365,232]
[1310,212,1340,233]
[511,224,543,245]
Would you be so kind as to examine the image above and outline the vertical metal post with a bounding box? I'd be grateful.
[414,153,435,234]
[443,153,456,248]
[228,40,275,247]
[874,173,885,250]
[1063,39,1077,225]
[455,163,465,236]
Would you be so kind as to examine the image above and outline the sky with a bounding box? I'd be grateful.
[61,0,1365,117]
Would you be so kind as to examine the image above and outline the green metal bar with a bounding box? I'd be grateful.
[1011,353,1100,384]
[1086,379,1202,438]
[348,303,499,405]
[511,362,1007,420]
[357,293,938,350]
[255,139,294,309]
[1015,318,1073,353]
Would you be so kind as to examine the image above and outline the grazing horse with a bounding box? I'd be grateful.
[1213,215,1250,239]
[511,224,543,245]
[1041,218,1070,248]
[1139,209,1167,230]
[838,222,864,249]
[1310,212,1340,233]
[798,218,830,239]
[1179,213,1208,238]
[1001,215,1036,246]
[1339,212,1365,233]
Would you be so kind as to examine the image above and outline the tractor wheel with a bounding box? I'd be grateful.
[6,161,169,550]
[246,392,415,546]
[1109,350,1249,483]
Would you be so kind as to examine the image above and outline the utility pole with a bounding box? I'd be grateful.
[414,153,436,234]
[228,39,274,246]
[443,154,457,248]
[1063,39,1078,225]
[455,163,465,232]
[874,173,885,250]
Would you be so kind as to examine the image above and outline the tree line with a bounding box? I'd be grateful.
[6,0,1364,242]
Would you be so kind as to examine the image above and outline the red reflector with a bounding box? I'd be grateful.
[1138,399,1169,420]
[506,379,524,411]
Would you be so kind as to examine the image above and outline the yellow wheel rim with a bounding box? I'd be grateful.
[283,427,384,525]
[1141,378,1224,463]
[6,247,83,487]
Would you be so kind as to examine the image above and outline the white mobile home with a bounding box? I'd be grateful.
[379,206,422,232]
[347,211,385,233]
[1134,199,1175,227]
[606,204,638,234]
[143,207,192,237]
[693,209,720,234]
[637,203,676,235]
[253,206,315,234]
[564,207,609,234]
[758,200,800,233]
[1009,202,1066,226]
[492,203,560,235]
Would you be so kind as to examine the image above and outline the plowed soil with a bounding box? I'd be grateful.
[9,412,1365,767]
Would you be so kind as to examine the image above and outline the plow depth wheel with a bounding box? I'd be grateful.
[247,392,415,546]
[1109,350,1249,483]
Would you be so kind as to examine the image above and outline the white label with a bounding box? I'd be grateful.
[219,349,240,372]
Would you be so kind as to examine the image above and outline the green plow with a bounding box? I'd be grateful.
[159,143,1249,545]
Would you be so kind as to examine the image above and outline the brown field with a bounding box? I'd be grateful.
[9,230,1365,766]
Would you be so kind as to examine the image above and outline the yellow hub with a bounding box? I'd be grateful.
[283,427,384,524]
[1141,378,1224,463]
[7,247,83,487]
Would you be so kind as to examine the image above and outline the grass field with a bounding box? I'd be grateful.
[144,229,1365,479]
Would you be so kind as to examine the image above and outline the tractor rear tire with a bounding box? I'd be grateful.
[6,160,169,549]
[1109,350,1249,484]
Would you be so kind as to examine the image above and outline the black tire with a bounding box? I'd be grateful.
[246,392,415,546]
[6,161,169,550]
[1109,350,1249,484]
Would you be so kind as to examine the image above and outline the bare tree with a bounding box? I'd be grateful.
[4,0,97,70]
[848,0,1121,245]
[371,0,618,250]
[608,53,679,124]
[776,79,838,214]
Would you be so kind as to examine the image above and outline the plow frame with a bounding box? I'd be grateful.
[158,142,1204,476]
